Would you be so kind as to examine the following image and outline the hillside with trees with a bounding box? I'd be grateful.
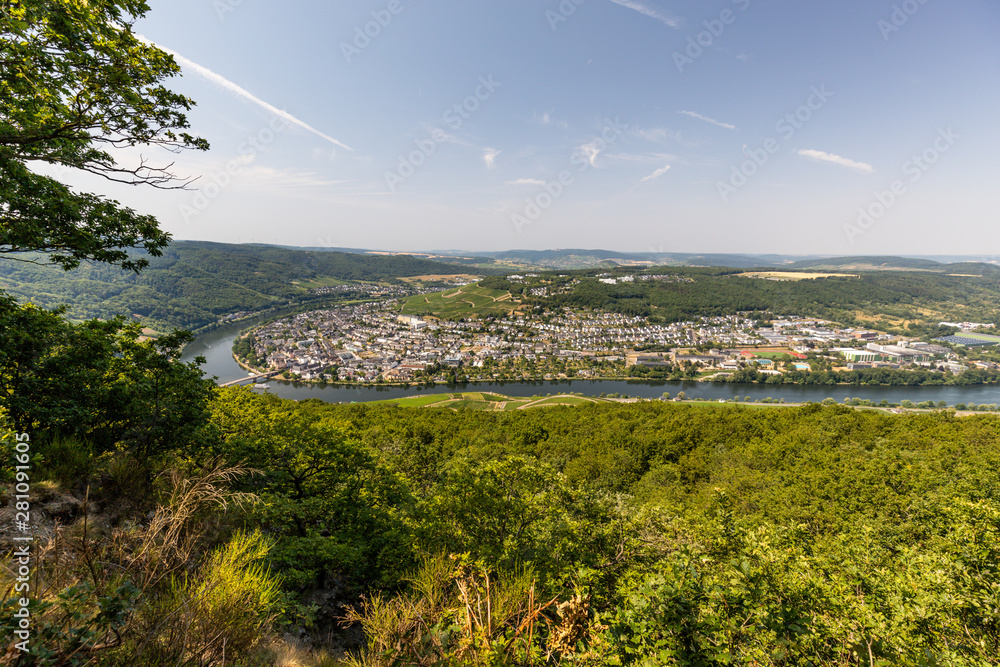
[0,241,494,331]
[479,268,1000,334]
[6,375,1000,664]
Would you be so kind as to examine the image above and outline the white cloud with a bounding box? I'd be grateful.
[483,148,501,168]
[141,37,353,152]
[798,149,874,173]
[577,140,604,167]
[678,111,737,131]
[506,178,546,186]
[632,126,681,143]
[640,164,671,183]
[608,0,680,28]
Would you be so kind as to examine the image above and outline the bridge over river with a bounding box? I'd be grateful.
[218,370,282,387]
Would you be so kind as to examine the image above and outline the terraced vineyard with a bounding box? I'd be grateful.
[398,284,521,319]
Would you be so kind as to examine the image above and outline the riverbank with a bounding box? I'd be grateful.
[363,390,998,418]
[227,356,1000,392]
[184,324,1000,407]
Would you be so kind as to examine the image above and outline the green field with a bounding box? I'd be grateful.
[754,351,795,361]
[959,332,1000,342]
[399,284,519,319]
[386,393,457,408]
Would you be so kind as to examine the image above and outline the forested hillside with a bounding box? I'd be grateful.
[0,241,491,331]
[482,267,1000,332]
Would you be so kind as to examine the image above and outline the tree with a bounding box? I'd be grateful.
[0,293,215,459]
[0,0,209,272]
[209,389,414,594]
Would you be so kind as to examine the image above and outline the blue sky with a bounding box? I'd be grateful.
[76,0,1000,255]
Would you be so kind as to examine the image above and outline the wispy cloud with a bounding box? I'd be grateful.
[678,111,737,131]
[640,164,672,183]
[507,178,546,186]
[483,148,501,168]
[532,109,568,129]
[608,0,680,28]
[534,110,554,125]
[142,37,353,152]
[631,126,681,143]
[238,166,354,190]
[606,151,677,165]
[798,149,874,173]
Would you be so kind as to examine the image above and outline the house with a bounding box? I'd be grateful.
[635,355,671,368]
[831,347,881,363]
[865,343,930,363]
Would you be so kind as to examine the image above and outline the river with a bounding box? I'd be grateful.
[180,317,1000,406]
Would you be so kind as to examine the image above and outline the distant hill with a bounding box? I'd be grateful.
[664,253,805,269]
[9,240,1000,333]
[271,247,1000,273]
[785,256,1000,275]
[280,247,821,270]
[429,249,822,270]
[276,245,490,267]
[0,241,496,331]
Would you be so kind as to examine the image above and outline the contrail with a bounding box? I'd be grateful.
[141,37,354,152]
[608,0,680,28]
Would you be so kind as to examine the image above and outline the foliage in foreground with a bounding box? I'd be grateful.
[0,459,282,666]
[4,295,1000,664]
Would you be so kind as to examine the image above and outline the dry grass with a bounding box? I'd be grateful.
[398,274,482,284]
[1,460,282,666]
[340,555,608,666]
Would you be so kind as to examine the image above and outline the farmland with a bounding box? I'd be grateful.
[397,273,484,285]
[737,271,860,281]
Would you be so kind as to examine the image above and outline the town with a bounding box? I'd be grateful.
[231,295,986,385]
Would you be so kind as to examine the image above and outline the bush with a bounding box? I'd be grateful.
[140,530,281,664]
[343,554,609,666]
